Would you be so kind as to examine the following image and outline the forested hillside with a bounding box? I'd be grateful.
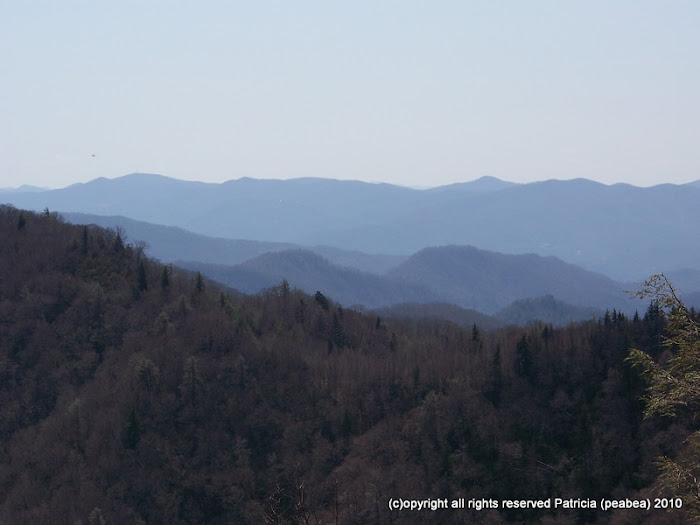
[177,250,442,310]
[60,212,409,275]
[0,206,693,523]
[387,245,630,313]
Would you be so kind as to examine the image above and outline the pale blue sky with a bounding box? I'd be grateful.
[2,1,699,189]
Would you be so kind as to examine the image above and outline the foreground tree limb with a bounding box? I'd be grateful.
[627,273,700,519]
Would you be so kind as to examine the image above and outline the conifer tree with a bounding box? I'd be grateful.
[628,274,700,519]
[487,344,502,407]
[81,226,89,254]
[113,230,124,252]
[161,265,170,290]
[314,291,329,310]
[181,356,202,407]
[137,261,148,291]
[515,334,533,379]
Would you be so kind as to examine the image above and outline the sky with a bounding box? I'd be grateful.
[2,1,699,189]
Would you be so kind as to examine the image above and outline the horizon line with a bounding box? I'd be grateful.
[2,172,698,192]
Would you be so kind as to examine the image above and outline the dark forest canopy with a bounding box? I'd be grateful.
[0,205,694,523]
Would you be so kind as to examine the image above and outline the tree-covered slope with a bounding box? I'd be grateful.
[495,294,603,326]
[177,249,441,309]
[0,206,691,523]
[387,245,634,314]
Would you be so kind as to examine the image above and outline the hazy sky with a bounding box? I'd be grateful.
[2,1,699,189]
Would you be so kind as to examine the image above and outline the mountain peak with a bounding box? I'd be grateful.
[428,176,517,194]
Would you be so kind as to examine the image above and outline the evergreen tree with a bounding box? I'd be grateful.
[486,344,502,407]
[332,312,346,348]
[161,265,170,290]
[181,356,202,407]
[628,274,700,520]
[137,261,148,291]
[515,334,533,380]
[81,226,89,255]
[314,291,329,310]
[113,230,124,252]
[471,323,480,342]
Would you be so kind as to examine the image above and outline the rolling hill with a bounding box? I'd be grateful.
[176,249,441,309]
[386,245,636,314]
[175,245,640,320]
[494,295,602,326]
[61,212,408,274]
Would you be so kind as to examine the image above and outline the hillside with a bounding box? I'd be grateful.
[372,302,503,331]
[176,246,633,319]
[387,245,635,314]
[57,212,645,320]
[61,212,299,266]
[0,205,693,523]
[495,295,602,326]
[177,249,440,309]
[61,212,407,274]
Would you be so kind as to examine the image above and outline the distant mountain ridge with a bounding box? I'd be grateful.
[58,212,644,324]
[495,295,602,326]
[177,250,441,309]
[423,175,519,194]
[374,296,604,329]
[62,212,299,266]
[3,173,699,280]
[386,245,634,314]
[61,212,408,274]
[176,245,642,319]
[0,185,49,193]
[372,302,502,330]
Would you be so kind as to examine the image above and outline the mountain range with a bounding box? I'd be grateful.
[176,245,640,319]
[386,245,630,313]
[54,213,634,325]
[3,173,698,325]
[60,212,408,275]
[3,173,699,281]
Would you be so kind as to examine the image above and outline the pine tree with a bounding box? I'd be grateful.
[81,226,89,255]
[628,274,700,520]
[314,291,329,310]
[487,344,502,407]
[332,312,346,348]
[515,334,533,380]
[181,356,202,407]
[137,261,148,291]
[161,265,170,290]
